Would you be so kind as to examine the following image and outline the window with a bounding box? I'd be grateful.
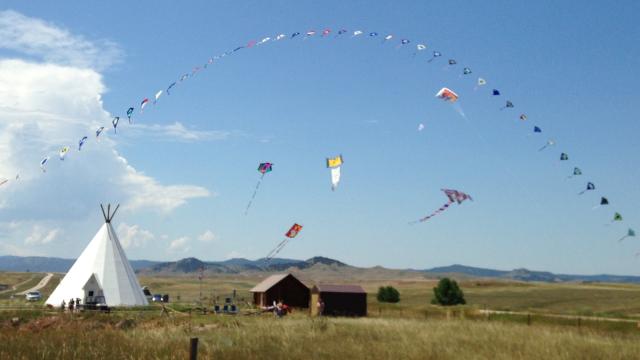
[88,291,94,297]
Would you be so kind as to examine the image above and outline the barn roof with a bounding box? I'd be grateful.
[314,284,366,294]
[250,274,291,292]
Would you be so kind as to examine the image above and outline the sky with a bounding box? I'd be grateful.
[0,1,639,275]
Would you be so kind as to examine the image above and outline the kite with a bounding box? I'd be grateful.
[612,212,623,222]
[427,51,442,63]
[435,88,459,102]
[246,40,257,48]
[0,178,7,187]
[401,39,410,45]
[418,123,425,131]
[166,82,177,95]
[411,189,472,224]
[305,30,316,37]
[448,59,457,65]
[413,44,427,56]
[265,223,303,261]
[618,228,635,242]
[291,32,301,38]
[500,100,514,110]
[154,90,163,104]
[127,107,134,123]
[369,32,378,37]
[244,162,273,215]
[477,78,487,86]
[140,98,149,113]
[538,139,555,151]
[600,197,609,205]
[560,153,569,161]
[112,117,119,134]
[578,182,595,195]
[337,29,347,36]
[463,67,472,75]
[96,126,105,139]
[59,146,70,161]
[276,34,286,40]
[567,167,582,179]
[353,30,363,36]
[258,37,271,45]
[322,29,331,36]
[179,73,189,82]
[520,114,527,121]
[384,34,393,41]
[534,126,542,133]
[326,154,343,191]
[40,156,49,172]
[492,89,501,96]
[78,136,88,151]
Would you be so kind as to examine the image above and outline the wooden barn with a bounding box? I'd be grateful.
[250,273,310,308]
[310,284,367,317]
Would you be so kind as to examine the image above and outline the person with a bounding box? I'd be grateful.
[317,298,325,316]
[69,298,75,312]
[60,300,66,312]
[75,298,81,312]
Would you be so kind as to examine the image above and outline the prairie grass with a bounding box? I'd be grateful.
[2,312,640,359]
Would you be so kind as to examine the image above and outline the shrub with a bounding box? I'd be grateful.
[431,278,466,306]
[377,286,400,303]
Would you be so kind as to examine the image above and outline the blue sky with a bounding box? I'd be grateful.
[0,1,639,275]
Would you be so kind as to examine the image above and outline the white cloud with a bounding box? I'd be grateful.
[0,10,122,70]
[116,153,211,213]
[197,230,217,243]
[127,122,230,142]
[116,222,155,249]
[24,225,60,245]
[168,236,190,253]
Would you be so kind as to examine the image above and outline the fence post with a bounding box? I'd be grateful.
[190,337,199,360]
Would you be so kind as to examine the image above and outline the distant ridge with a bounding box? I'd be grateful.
[2,255,640,284]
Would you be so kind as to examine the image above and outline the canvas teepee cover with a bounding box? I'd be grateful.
[46,205,148,307]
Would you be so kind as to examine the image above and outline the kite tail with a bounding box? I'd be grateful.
[410,200,455,224]
[244,173,265,215]
[265,238,290,261]
[578,190,587,195]
[538,145,548,151]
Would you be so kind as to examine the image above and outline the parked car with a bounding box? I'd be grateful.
[25,291,41,301]
[152,294,163,302]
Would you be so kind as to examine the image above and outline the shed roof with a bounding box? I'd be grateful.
[313,284,366,294]
[250,274,292,292]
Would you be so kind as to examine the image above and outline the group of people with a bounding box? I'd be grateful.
[60,298,82,312]
[262,300,291,317]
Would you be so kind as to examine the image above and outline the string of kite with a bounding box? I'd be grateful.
[0,25,633,253]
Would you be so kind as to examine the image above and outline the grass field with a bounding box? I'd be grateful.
[1,272,640,359]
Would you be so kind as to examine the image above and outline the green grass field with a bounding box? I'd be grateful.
[2,272,640,359]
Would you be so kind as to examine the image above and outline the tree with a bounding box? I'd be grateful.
[431,278,466,306]
[377,286,400,303]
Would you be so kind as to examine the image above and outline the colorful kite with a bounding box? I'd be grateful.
[477,78,487,86]
[418,123,425,131]
[78,136,88,151]
[411,189,472,224]
[352,30,363,37]
[326,154,343,191]
[127,107,134,123]
[265,223,303,261]
[500,100,514,110]
[244,162,273,215]
[153,90,163,104]
[492,89,501,96]
[435,88,459,102]
[618,228,636,242]
[40,156,49,172]
[140,98,149,113]
[578,182,595,195]
[519,114,527,121]
[612,212,623,222]
[448,59,457,65]
[567,167,582,179]
[166,82,177,95]
[534,126,542,133]
[538,139,555,151]
[321,29,331,37]
[96,126,105,139]
[59,146,70,161]
[463,67,472,75]
[427,51,441,63]
[112,117,119,134]
[560,153,569,161]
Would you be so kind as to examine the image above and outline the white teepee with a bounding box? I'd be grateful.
[46,205,148,307]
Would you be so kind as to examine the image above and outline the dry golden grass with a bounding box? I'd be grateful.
[1,311,640,359]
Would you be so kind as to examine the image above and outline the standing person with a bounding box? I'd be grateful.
[75,298,81,312]
[69,298,75,312]
[60,300,66,312]
[317,298,325,316]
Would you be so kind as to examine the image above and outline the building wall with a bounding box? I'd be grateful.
[254,275,310,308]
[319,292,367,317]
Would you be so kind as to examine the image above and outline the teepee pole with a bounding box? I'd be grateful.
[100,204,108,223]
[111,204,120,221]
